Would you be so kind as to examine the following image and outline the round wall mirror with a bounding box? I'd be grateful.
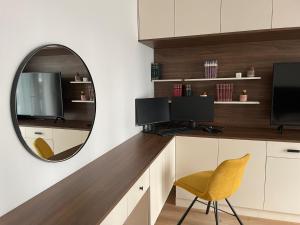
[11,44,96,162]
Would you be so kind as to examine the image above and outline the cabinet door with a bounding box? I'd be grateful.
[264,157,300,214]
[138,0,174,39]
[221,0,272,32]
[100,195,128,225]
[218,139,266,210]
[175,0,221,37]
[150,152,164,225]
[176,137,218,201]
[272,0,300,29]
[163,138,175,202]
[52,129,86,154]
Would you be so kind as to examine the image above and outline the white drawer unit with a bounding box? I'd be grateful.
[127,169,149,216]
[25,127,53,139]
[267,141,300,159]
[264,157,300,215]
[100,195,128,225]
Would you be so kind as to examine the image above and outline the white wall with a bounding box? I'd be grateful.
[0,0,153,216]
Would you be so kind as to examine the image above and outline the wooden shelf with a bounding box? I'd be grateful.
[152,79,183,82]
[214,101,260,105]
[70,81,92,84]
[184,77,261,82]
[72,100,95,103]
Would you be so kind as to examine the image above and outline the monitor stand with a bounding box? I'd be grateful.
[142,124,156,133]
[54,117,65,123]
[277,125,284,134]
[195,124,224,133]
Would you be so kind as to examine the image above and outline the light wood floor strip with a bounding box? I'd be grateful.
[155,203,299,225]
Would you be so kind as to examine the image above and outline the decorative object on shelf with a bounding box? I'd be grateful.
[82,77,89,82]
[200,91,208,97]
[204,60,218,79]
[151,63,161,80]
[87,86,95,101]
[247,65,255,77]
[235,72,242,78]
[184,84,192,96]
[173,84,182,97]
[240,89,248,102]
[80,91,87,101]
[216,83,233,102]
[75,72,81,82]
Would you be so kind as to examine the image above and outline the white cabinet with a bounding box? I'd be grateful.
[138,0,174,39]
[150,139,175,225]
[175,0,221,37]
[100,195,128,225]
[127,169,149,216]
[267,141,300,159]
[264,157,300,215]
[176,137,218,201]
[218,139,266,210]
[272,0,300,29]
[221,0,272,33]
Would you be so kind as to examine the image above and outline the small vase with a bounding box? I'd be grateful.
[240,95,248,102]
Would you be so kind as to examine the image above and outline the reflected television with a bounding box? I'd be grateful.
[16,72,64,118]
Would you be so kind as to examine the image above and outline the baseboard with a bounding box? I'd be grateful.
[176,198,300,223]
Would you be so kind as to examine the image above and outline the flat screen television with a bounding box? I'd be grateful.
[16,72,64,118]
[271,63,300,126]
[135,97,170,125]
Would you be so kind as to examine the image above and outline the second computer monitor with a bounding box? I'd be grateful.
[171,96,214,122]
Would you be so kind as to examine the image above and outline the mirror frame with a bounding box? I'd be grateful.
[10,44,96,162]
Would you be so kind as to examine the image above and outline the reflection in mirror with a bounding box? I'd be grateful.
[11,44,96,162]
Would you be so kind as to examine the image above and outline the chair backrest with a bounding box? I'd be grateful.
[206,154,250,200]
[34,138,54,159]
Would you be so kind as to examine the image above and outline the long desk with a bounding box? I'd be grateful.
[1,127,300,225]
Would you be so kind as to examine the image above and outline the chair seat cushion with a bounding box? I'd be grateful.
[175,171,214,200]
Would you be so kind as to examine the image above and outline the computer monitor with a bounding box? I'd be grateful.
[135,97,170,126]
[171,96,214,122]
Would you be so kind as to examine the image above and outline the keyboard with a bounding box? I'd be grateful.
[157,127,188,136]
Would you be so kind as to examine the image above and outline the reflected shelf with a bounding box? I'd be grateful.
[72,100,95,103]
[70,81,92,84]
[214,101,260,105]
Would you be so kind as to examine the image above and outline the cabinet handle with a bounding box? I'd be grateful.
[34,132,43,135]
[139,186,144,191]
[286,149,300,153]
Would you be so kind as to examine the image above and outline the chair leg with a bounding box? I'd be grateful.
[225,199,244,225]
[206,201,211,214]
[177,197,198,225]
[214,201,219,225]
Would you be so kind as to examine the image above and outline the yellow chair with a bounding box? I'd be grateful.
[34,138,54,159]
[175,154,250,225]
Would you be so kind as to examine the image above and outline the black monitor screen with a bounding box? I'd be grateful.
[171,96,214,122]
[135,97,170,125]
[272,63,300,125]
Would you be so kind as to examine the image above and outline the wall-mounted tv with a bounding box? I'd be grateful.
[16,72,64,118]
[271,63,300,127]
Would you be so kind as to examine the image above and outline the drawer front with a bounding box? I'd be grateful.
[127,169,150,216]
[267,141,300,159]
[25,127,53,139]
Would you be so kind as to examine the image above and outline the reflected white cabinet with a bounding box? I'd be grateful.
[176,137,218,201]
[138,0,174,40]
[272,0,300,29]
[175,0,221,37]
[150,139,175,225]
[218,139,266,210]
[221,0,272,33]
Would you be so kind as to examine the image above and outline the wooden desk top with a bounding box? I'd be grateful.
[0,133,173,225]
[1,127,300,225]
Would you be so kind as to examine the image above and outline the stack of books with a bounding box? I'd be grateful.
[173,84,183,96]
[216,83,233,101]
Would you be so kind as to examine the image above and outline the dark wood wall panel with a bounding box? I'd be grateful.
[154,39,300,128]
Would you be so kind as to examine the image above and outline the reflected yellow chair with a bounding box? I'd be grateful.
[175,154,250,225]
[34,138,54,159]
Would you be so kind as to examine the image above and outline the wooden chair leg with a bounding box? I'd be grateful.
[225,199,244,225]
[177,197,198,225]
[214,201,219,225]
[206,201,211,214]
